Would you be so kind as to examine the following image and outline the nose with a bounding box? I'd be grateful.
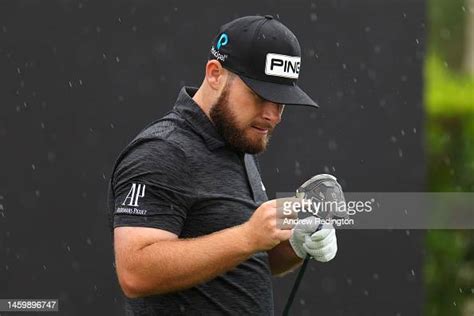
[261,101,283,125]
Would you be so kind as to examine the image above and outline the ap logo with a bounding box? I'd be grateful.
[122,183,146,207]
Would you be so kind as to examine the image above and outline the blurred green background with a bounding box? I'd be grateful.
[425,0,474,314]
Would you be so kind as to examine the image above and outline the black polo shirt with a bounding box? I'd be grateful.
[107,86,273,315]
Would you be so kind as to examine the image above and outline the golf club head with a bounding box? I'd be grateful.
[296,174,348,220]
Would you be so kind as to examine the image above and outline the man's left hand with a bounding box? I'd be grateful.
[289,218,338,262]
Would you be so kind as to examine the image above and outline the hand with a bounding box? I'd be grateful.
[243,199,298,252]
[289,217,338,262]
[289,215,319,259]
[303,224,337,262]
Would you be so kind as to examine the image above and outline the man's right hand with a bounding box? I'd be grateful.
[242,199,298,252]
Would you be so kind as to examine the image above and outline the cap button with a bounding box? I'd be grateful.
[264,15,274,20]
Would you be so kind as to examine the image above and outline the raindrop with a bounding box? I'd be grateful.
[398,148,403,158]
[110,123,115,128]
[328,140,338,151]
[310,13,317,21]
[17,67,21,74]
[295,161,302,176]
[411,269,415,276]
[390,136,397,143]
[31,164,36,170]
[415,38,419,44]
[115,56,120,63]
[413,127,417,134]
[79,79,83,86]
[401,129,405,136]
[117,17,122,23]
[35,190,40,198]
[68,81,73,88]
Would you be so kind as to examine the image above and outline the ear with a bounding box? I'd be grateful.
[205,60,227,91]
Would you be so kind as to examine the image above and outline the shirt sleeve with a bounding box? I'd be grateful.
[111,139,195,235]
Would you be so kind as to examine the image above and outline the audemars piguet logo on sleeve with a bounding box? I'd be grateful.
[122,183,146,207]
[265,53,300,79]
[116,183,148,215]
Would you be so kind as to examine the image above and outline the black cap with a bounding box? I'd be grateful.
[209,15,318,108]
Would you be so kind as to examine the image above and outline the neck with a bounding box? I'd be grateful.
[192,85,214,120]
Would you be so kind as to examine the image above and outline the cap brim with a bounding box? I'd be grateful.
[238,75,319,108]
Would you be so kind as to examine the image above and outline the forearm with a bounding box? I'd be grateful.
[267,240,303,276]
[121,224,255,298]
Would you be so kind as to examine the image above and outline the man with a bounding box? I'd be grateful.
[107,15,338,315]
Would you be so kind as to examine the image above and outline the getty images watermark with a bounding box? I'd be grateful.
[279,198,375,228]
[276,192,474,230]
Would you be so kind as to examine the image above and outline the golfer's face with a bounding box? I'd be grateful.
[228,76,284,145]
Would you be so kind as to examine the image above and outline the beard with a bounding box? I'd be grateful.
[209,85,273,154]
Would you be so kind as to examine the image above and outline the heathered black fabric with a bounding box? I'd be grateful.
[107,86,273,315]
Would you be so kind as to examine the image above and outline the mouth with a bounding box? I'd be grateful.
[252,126,270,135]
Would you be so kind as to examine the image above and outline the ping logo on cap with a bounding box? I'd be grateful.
[265,53,301,79]
[216,33,228,49]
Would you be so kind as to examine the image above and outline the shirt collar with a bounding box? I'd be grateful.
[173,86,226,150]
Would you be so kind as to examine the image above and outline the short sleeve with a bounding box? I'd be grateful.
[110,139,194,235]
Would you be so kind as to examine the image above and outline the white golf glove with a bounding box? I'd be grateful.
[289,216,338,262]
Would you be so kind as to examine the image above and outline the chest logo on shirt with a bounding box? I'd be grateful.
[122,183,146,207]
